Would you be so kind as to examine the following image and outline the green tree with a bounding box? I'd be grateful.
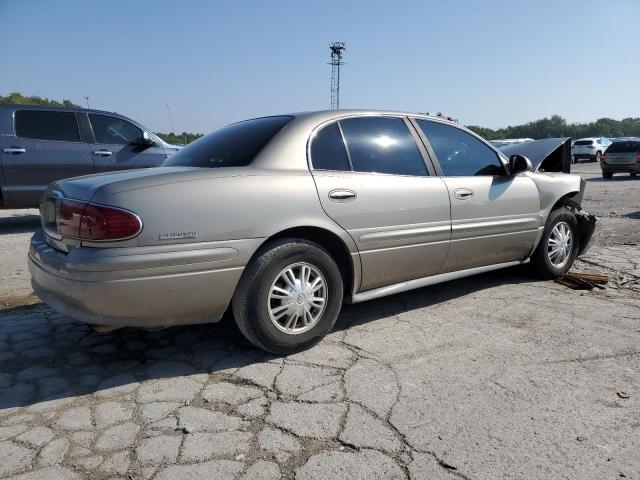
[0,91,80,108]
[155,131,203,145]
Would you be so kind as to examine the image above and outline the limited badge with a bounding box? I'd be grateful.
[158,232,197,241]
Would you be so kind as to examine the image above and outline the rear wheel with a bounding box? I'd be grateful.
[232,238,343,354]
[531,208,580,279]
[603,171,613,179]
[595,151,602,162]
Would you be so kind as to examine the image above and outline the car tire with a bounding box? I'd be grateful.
[232,238,343,354]
[603,171,613,179]
[531,208,580,279]
[631,173,637,177]
[595,151,601,162]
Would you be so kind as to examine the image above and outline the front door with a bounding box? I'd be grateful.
[1,109,92,207]
[414,118,540,272]
[87,113,167,172]
[309,116,452,292]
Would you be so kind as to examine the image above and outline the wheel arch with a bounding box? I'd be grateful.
[251,225,360,297]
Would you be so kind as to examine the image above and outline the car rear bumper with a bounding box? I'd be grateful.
[29,230,260,328]
[572,153,597,162]
[601,164,639,173]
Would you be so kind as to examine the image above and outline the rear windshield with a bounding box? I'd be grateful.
[574,140,594,146]
[165,115,293,168]
[606,141,640,153]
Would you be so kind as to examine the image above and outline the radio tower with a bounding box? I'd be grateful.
[329,42,346,110]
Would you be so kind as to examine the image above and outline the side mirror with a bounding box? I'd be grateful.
[509,154,532,174]
[133,131,156,148]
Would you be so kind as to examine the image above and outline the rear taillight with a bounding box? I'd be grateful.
[636,152,640,164]
[55,199,142,241]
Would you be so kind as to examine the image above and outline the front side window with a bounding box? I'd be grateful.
[165,115,293,168]
[339,117,427,176]
[90,114,143,145]
[416,120,505,176]
[15,110,80,142]
[310,122,350,171]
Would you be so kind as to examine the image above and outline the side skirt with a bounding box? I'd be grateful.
[346,259,529,304]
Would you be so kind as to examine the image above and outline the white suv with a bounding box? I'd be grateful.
[571,137,611,163]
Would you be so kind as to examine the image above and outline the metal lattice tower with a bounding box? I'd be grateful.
[329,42,346,110]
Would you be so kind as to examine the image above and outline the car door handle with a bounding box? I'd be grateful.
[93,150,113,157]
[329,189,357,202]
[454,188,474,200]
[2,147,26,154]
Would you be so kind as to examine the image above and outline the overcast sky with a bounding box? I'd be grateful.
[2,0,639,133]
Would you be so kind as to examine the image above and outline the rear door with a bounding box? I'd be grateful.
[310,116,452,292]
[87,113,166,172]
[413,118,540,273]
[1,109,92,208]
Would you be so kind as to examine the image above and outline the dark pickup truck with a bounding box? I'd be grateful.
[0,104,180,208]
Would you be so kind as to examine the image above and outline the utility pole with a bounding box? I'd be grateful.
[329,42,346,110]
[166,103,176,134]
[84,96,90,109]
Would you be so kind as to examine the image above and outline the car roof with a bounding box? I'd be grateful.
[0,103,126,117]
[288,109,459,125]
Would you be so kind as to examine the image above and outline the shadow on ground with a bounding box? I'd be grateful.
[0,266,534,411]
[0,214,40,235]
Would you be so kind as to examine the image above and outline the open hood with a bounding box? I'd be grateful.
[501,138,572,173]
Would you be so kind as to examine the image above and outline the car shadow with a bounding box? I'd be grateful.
[0,214,40,235]
[585,175,638,183]
[0,266,535,411]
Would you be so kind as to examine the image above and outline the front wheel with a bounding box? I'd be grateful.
[232,238,343,354]
[531,208,580,279]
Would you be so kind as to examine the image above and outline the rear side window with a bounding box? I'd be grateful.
[310,122,350,171]
[165,116,293,168]
[15,110,80,142]
[339,117,427,176]
[606,141,640,153]
[416,120,504,176]
[90,114,143,145]
[574,140,594,146]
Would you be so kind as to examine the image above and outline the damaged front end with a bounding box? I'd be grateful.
[501,137,572,173]
[564,198,599,256]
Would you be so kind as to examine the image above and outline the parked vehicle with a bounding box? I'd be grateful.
[490,138,534,149]
[571,137,611,163]
[0,105,180,208]
[601,138,640,178]
[29,110,597,354]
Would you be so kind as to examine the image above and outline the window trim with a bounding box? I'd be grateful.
[87,113,144,146]
[13,109,84,144]
[307,113,435,177]
[409,116,509,177]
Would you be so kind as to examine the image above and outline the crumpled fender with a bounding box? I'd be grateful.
[563,198,599,256]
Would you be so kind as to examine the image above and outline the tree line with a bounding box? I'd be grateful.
[3,92,639,142]
[466,114,640,140]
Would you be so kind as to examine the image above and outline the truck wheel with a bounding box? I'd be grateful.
[531,208,580,279]
[602,171,613,179]
[232,238,343,354]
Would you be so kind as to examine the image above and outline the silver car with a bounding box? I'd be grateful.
[29,110,597,354]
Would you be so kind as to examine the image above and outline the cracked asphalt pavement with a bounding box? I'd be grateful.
[0,163,639,479]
